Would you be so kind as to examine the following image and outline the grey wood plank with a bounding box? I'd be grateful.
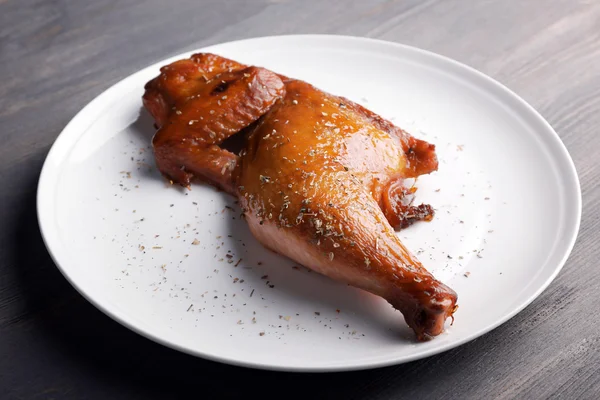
[1,0,598,399]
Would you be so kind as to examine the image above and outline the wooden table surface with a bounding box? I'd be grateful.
[1,1,599,398]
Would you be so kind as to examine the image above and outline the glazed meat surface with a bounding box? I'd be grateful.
[143,53,458,340]
[143,53,285,193]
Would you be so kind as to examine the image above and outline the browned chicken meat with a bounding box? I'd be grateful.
[143,53,284,193]
[143,53,458,340]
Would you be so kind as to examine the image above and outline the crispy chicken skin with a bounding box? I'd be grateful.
[143,53,284,193]
[143,53,457,340]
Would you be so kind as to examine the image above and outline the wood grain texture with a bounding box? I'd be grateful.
[1,0,599,398]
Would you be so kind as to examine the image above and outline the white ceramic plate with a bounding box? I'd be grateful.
[37,35,581,372]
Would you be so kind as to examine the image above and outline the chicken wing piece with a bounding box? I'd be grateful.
[143,53,457,340]
[236,79,457,340]
[143,53,285,193]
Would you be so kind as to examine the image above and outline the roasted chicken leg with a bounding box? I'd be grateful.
[143,53,458,340]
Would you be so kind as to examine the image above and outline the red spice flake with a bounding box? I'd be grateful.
[336,309,341,313]
[261,275,268,280]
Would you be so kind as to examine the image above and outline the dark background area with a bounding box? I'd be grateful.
[1,1,599,398]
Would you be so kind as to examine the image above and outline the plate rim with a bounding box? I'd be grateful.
[36,34,582,372]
